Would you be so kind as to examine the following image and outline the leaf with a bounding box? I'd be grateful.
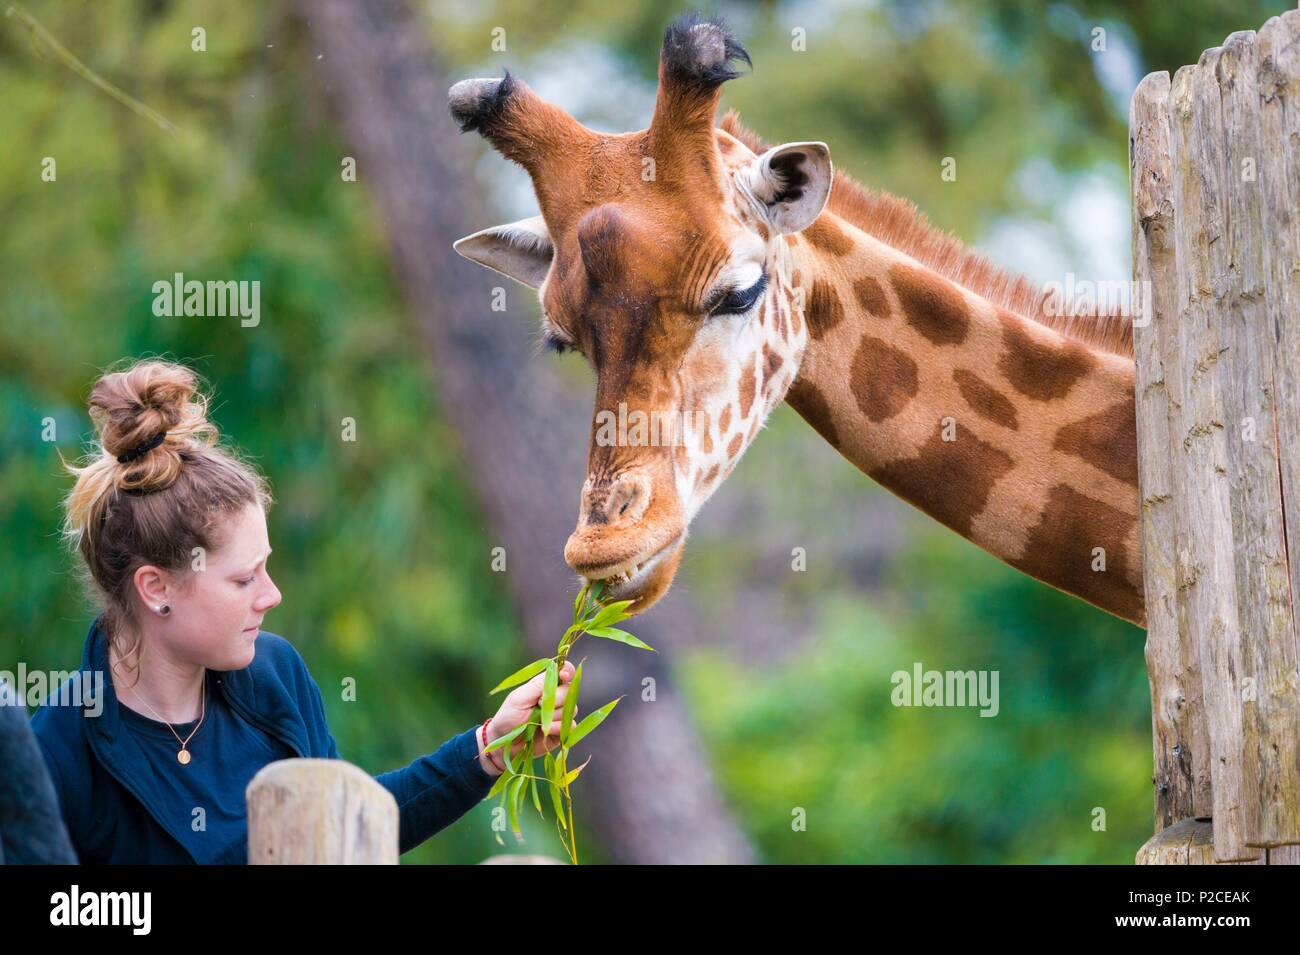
[572,581,589,620]
[483,721,527,754]
[490,657,552,694]
[584,626,656,652]
[561,660,583,743]
[513,769,531,831]
[486,765,511,800]
[540,659,558,734]
[562,755,593,787]
[587,599,635,630]
[566,697,622,749]
[547,778,567,827]
[501,738,517,775]
[529,763,542,815]
[506,775,525,835]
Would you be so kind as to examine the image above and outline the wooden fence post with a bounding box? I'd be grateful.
[247,759,399,864]
[1131,8,1300,865]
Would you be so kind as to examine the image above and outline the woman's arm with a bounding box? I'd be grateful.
[373,727,497,853]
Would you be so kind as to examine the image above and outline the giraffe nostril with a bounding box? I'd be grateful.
[619,501,629,516]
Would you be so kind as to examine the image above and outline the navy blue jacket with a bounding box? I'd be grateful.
[30,617,497,863]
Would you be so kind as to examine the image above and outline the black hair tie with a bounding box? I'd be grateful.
[116,431,168,464]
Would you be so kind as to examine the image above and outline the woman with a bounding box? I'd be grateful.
[31,359,574,864]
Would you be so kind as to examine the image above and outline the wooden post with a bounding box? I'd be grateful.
[246,759,399,864]
[1131,9,1300,864]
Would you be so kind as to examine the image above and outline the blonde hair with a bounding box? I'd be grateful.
[61,359,272,686]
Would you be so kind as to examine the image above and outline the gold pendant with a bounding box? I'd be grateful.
[178,749,191,765]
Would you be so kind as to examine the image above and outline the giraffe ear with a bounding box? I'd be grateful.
[453,215,553,289]
[746,142,833,234]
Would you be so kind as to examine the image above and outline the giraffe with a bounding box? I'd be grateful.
[449,13,1144,627]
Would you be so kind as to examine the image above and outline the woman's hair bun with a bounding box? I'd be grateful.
[62,358,272,657]
[87,359,218,491]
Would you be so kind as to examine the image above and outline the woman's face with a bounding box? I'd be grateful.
[156,501,282,671]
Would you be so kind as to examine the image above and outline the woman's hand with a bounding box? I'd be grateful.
[478,661,578,776]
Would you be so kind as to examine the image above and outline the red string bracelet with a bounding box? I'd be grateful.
[480,717,506,773]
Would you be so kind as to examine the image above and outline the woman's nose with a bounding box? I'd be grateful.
[257,573,283,612]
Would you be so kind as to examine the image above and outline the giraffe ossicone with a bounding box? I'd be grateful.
[450,12,1144,628]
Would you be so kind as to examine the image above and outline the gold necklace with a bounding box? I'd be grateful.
[129,676,207,765]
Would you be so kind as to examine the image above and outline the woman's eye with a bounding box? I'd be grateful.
[238,576,255,587]
[711,273,768,317]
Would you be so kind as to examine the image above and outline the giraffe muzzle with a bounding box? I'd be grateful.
[563,470,687,613]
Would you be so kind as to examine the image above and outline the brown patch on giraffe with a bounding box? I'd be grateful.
[727,433,743,458]
[1052,397,1138,487]
[703,463,719,487]
[748,416,759,441]
[888,262,970,346]
[718,404,731,434]
[953,369,1019,430]
[870,424,1014,537]
[702,424,713,455]
[762,343,784,388]
[784,234,799,247]
[849,335,919,422]
[720,112,1134,357]
[853,277,889,318]
[1010,483,1144,623]
[790,268,802,288]
[675,442,688,473]
[784,377,840,448]
[755,221,770,241]
[789,303,801,335]
[806,279,845,341]
[997,310,1096,401]
[805,217,853,256]
[738,354,757,419]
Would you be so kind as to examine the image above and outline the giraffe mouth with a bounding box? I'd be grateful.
[585,533,686,608]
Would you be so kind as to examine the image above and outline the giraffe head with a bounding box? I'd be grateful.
[451,14,833,614]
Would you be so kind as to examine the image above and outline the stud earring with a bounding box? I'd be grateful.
[156,604,171,616]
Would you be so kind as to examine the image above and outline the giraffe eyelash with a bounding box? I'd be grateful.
[542,329,575,354]
[709,271,768,318]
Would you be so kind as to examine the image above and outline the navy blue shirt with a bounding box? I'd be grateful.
[114,667,298,862]
[31,618,498,864]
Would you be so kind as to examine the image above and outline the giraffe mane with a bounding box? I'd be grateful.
[719,110,1133,358]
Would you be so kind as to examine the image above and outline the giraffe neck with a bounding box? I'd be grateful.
[781,211,1145,626]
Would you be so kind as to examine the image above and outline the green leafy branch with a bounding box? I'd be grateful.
[484,580,654,864]
[4,2,177,135]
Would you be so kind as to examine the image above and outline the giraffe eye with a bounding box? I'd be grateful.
[710,272,768,317]
[542,330,575,355]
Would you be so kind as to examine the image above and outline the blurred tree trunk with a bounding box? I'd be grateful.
[297,0,754,863]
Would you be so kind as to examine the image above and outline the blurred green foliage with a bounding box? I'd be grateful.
[2,0,1287,863]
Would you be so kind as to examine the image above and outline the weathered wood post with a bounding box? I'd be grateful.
[1130,8,1300,864]
[246,759,399,864]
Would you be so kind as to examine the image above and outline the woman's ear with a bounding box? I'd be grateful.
[132,565,170,614]
[744,142,833,234]
[453,215,553,289]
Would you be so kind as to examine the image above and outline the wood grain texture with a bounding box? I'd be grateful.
[247,759,399,864]
[1132,9,1300,865]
